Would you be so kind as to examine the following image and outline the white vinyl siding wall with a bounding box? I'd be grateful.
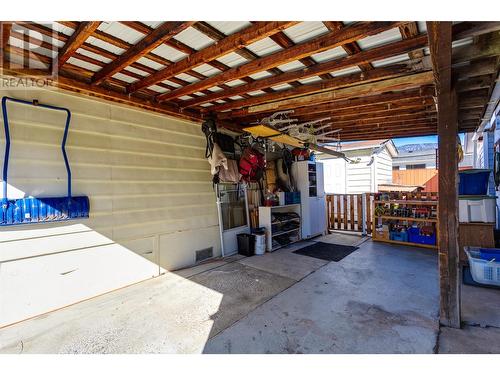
[0,87,219,326]
[374,148,393,188]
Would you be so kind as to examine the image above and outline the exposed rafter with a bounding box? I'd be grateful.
[156,22,406,102]
[127,21,297,93]
[57,21,101,67]
[184,34,429,108]
[91,22,195,85]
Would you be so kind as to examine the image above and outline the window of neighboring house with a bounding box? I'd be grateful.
[392,166,400,170]
[406,164,426,169]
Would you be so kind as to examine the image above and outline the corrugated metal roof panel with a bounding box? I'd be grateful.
[417,21,427,33]
[125,66,148,76]
[357,28,402,50]
[216,52,248,67]
[245,37,283,57]
[371,53,410,67]
[193,92,206,96]
[76,48,112,64]
[311,46,347,63]
[175,73,199,83]
[278,60,305,72]
[67,57,101,72]
[87,36,125,56]
[148,85,169,93]
[112,72,138,83]
[136,56,164,70]
[200,103,214,107]
[163,80,181,88]
[179,95,194,100]
[215,99,227,104]
[207,21,252,35]
[271,83,294,91]
[142,21,164,29]
[452,38,473,48]
[298,76,323,84]
[282,21,329,44]
[9,37,57,58]
[330,66,362,77]
[208,86,224,92]
[229,95,244,100]
[249,70,273,80]
[99,22,144,44]
[225,79,246,87]
[151,43,187,63]
[248,90,266,96]
[51,22,75,36]
[174,27,215,51]
[191,63,221,77]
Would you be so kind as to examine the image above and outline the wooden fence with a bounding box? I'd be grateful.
[326,191,439,235]
[326,194,375,234]
[392,169,439,192]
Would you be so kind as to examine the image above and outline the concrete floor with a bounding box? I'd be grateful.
[1,231,496,354]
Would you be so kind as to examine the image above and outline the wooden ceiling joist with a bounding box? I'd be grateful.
[57,21,101,67]
[127,21,297,93]
[91,21,195,85]
[220,86,435,119]
[184,34,429,108]
[156,21,406,102]
[243,70,434,115]
[207,62,429,113]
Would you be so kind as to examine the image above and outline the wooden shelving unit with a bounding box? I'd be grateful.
[373,199,439,250]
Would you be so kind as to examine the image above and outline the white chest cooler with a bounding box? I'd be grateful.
[459,195,496,223]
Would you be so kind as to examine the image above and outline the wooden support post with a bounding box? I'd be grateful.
[428,21,461,328]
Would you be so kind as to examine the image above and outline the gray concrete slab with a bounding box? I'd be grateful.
[189,262,296,338]
[174,259,227,279]
[461,284,500,328]
[204,240,440,354]
[237,247,328,281]
[439,325,500,354]
[0,262,295,354]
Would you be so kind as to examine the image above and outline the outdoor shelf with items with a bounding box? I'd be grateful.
[259,204,302,252]
[372,194,439,249]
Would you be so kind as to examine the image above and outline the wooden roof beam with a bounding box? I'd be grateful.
[185,34,429,108]
[156,21,406,102]
[238,70,435,115]
[57,21,101,67]
[323,21,373,71]
[208,62,430,113]
[91,22,195,85]
[127,21,297,94]
[221,85,435,119]
[399,22,425,59]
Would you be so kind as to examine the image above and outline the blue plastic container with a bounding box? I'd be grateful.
[390,231,408,242]
[479,248,500,262]
[458,169,491,196]
[408,227,436,246]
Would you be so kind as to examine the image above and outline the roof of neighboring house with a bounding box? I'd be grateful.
[378,183,424,192]
[320,139,398,159]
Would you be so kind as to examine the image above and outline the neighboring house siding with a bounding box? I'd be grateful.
[375,148,393,188]
[0,88,219,326]
[346,156,373,193]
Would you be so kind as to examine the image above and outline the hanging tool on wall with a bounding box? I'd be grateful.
[1,96,90,226]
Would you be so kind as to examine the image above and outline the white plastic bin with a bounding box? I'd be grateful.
[458,196,496,223]
[254,233,266,255]
[465,247,500,287]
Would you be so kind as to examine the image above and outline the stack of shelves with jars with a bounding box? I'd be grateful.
[372,198,439,249]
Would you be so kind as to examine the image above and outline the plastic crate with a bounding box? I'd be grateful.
[465,247,500,287]
[408,227,437,246]
[390,231,408,242]
[478,248,500,262]
[458,169,491,196]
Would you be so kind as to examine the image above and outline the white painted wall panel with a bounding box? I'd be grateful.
[0,87,220,326]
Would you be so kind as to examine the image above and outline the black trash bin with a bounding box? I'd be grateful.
[237,233,255,256]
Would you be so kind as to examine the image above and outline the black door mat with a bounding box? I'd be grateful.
[293,242,358,262]
[463,265,500,290]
